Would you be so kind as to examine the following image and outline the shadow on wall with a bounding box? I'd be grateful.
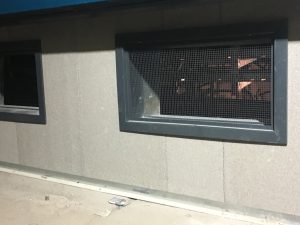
[2,0,300,54]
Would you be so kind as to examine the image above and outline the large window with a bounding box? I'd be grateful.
[116,22,287,144]
[0,41,46,124]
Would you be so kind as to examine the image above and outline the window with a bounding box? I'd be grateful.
[0,41,46,124]
[116,22,287,144]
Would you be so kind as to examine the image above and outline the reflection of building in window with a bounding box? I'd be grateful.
[209,58,271,101]
[129,44,272,125]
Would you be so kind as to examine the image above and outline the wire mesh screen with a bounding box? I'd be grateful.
[128,43,272,125]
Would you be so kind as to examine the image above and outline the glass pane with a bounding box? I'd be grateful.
[128,43,272,125]
[0,54,39,107]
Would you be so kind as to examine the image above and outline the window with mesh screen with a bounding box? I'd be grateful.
[0,40,46,124]
[128,43,272,126]
[116,22,287,144]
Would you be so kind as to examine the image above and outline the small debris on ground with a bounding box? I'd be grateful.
[108,197,129,207]
[95,209,112,217]
[45,196,50,201]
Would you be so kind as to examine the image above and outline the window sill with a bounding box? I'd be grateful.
[0,105,45,124]
[0,105,39,115]
[121,119,286,145]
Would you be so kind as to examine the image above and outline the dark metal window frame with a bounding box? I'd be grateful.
[116,21,287,145]
[0,40,46,124]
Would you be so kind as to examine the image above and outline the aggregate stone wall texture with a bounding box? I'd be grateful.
[0,0,299,217]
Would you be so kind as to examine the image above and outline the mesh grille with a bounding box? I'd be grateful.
[128,43,272,125]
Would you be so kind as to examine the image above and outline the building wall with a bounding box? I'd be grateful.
[0,0,300,216]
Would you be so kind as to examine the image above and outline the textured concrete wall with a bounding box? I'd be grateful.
[0,0,299,217]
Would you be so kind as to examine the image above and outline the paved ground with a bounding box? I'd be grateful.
[0,171,263,225]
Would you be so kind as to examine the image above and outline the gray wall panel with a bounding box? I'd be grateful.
[0,0,299,216]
